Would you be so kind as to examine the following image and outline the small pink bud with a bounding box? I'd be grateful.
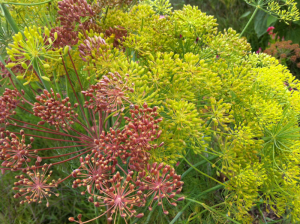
[136,213,144,218]
[177,197,185,201]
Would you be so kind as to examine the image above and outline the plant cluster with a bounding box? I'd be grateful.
[262,26,300,79]
[1,0,300,223]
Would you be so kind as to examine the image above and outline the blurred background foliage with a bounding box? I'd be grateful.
[169,0,300,78]
[170,0,300,51]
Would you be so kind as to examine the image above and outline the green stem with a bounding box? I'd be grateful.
[1,0,54,6]
[185,198,241,224]
[187,202,225,222]
[182,157,225,186]
[239,6,259,38]
[181,155,219,179]
[0,3,19,33]
[32,59,49,91]
[169,184,224,224]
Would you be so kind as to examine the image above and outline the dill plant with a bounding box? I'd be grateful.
[1,0,300,223]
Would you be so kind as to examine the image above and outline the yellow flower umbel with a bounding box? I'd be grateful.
[244,0,300,24]
[141,0,173,15]
[6,26,62,85]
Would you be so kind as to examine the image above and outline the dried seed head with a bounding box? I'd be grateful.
[82,72,132,114]
[33,88,78,130]
[13,164,59,206]
[0,89,22,128]
[58,0,94,30]
[0,130,36,170]
[137,162,184,215]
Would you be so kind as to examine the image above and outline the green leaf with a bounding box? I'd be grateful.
[254,10,269,38]
[267,15,277,27]
[239,11,251,19]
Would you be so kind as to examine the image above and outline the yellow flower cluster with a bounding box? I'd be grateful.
[94,4,300,221]
[6,26,62,84]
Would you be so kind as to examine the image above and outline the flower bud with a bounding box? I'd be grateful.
[136,213,144,218]
[6,63,16,68]
[44,27,49,37]
[16,75,24,80]
[21,62,28,70]
[41,76,50,82]
[64,45,69,55]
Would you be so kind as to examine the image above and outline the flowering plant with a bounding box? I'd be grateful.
[1,0,300,223]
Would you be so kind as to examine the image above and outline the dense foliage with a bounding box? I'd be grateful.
[1,0,300,223]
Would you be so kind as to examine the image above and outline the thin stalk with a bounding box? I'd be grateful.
[187,202,225,222]
[62,57,92,132]
[10,118,61,132]
[57,173,72,184]
[185,198,241,224]
[32,59,49,91]
[0,3,19,33]
[1,0,54,6]
[239,6,259,38]
[47,148,93,167]
[181,155,219,179]
[13,133,84,143]
[17,105,34,114]
[182,157,225,186]
[1,148,93,171]
[68,51,84,91]
[28,145,90,152]
[31,147,90,159]
[12,124,82,139]
[169,184,224,224]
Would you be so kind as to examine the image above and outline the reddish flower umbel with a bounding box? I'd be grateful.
[72,153,115,194]
[58,0,94,30]
[71,171,144,224]
[96,128,128,162]
[124,103,163,171]
[49,27,79,48]
[137,163,184,214]
[0,88,22,130]
[0,130,36,170]
[105,26,128,49]
[78,36,107,62]
[13,164,59,207]
[82,72,133,114]
[33,89,79,130]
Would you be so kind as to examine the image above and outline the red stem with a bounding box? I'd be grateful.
[10,117,61,132]
[11,124,82,139]
[8,76,34,106]
[29,144,90,151]
[17,105,34,114]
[61,56,93,133]
[68,51,84,92]
[49,148,93,166]
[11,132,85,143]
[57,173,73,184]
[31,147,90,159]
